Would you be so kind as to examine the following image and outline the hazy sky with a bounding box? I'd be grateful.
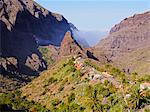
[35,0,150,31]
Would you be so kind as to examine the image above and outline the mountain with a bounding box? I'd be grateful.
[0,0,71,45]
[0,0,97,92]
[0,0,72,92]
[94,11,150,75]
[0,2,150,111]
[0,0,71,74]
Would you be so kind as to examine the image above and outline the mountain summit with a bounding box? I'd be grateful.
[60,31,84,57]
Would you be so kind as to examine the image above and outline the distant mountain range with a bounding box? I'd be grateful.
[70,23,108,47]
[73,30,108,47]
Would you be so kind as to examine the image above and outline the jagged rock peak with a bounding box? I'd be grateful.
[60,31,83,57]
[61,31,74,45]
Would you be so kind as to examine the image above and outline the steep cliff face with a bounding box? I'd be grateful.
[94,11,150,74]
[0,0,71,75]
[0,0,71,92]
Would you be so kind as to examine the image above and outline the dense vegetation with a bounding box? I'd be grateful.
[39,46,55,66]
[0,57,150,111]
[0,90,50,111]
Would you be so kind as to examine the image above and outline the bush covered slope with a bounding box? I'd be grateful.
[1,56,147,111]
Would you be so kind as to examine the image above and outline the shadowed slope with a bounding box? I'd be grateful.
[0,0,71,92]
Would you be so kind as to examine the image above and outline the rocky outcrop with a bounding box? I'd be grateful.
[25,53,45,71]
[94,11,150,74]
[60,31,84,57]
[59,31,98,61]
[0,57,18,74]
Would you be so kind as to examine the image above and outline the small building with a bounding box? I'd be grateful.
[75,63,83,70]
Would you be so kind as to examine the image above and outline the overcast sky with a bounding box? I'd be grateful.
[35,0,150,31]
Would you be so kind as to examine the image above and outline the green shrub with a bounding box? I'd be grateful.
[111,67,122,77]
[58,85,64,92]
[104,80,109,86]
[67,66,76,72]
[67,57,75,66]
[68,93,75,103]
[51,99,61,106]
[69,102,85,112]
[84,60,101,72]
[0,90,49,111]
[44,77,57,87]
[105,64,112,69]
[39,47,55,66]
[144,108,150,112]
[137,74,150,82]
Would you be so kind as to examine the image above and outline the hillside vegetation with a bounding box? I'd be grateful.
[1,56,149,111]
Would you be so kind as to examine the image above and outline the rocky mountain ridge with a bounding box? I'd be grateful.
[94,11,150,74]
[0,0,71,74]
[0,0,72,92]
[0,0,94,92]
[110,11,150,34]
